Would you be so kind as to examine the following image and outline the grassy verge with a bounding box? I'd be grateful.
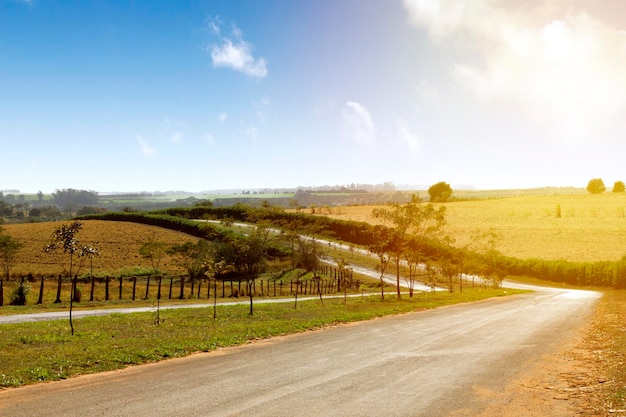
[0,287,520,389]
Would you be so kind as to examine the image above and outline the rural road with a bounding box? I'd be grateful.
[0,285,600,416]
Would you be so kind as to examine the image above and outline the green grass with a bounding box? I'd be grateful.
[0,287,521,388]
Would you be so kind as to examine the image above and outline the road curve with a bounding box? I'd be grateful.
[0,285,600,417]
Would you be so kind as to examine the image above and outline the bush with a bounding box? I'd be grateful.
[9,279,31,306]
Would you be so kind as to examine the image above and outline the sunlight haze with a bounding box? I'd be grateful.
[2,0,626,193]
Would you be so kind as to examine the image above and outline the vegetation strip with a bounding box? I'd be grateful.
[0,288,519,388]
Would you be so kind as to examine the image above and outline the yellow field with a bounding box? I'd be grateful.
[3,220,199,277]
[321,194,626,262]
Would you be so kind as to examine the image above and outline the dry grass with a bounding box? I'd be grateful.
[321,194,626,262]
[3,220,200,277]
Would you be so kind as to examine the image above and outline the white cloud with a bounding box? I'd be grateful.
[218,113,228,123]
[245,127,258,141]
[342,101,376,145]
[137,135,155,157]
[417,79,440,105]
[170,132,183,143]
[404,0,626,144]
[210,35,267,78]
[206,15,222,35]
[206,132,215,146]
[397,120,421,159]
[253,96,270,124]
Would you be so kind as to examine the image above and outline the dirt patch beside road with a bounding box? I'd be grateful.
[449,291,625,417]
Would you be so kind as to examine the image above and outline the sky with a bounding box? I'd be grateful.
[3,0,626,193]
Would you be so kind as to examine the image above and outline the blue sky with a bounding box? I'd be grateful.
[3,0,626,193]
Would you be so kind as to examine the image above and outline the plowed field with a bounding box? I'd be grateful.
[3,220,199,277]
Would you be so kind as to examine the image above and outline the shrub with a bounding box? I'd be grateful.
[9,279,31,305]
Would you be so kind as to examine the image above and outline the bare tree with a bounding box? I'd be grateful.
[43,221,84,335]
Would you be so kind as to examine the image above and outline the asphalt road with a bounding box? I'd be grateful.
[0,285,600,417]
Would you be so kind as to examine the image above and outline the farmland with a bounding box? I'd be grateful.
[320,193,626,262]
[2,220,199,277]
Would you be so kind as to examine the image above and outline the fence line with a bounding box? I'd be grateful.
[0,266,358,306]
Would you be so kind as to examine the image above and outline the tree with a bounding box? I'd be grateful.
[586,178,606,194]
[43,221,85,335]
[139,239,169,299]
[217,225,272,315]
[368,225,393,300]
[43,221,83,278]
[0,233,23,280]
[0,229,23,306]
[372,194,447,298]
[613,181,625,193]
[294,232,327,303]
[428,181,453,202]
[168,240,212,296]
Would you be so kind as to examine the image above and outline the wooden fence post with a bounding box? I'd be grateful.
[54,275,62,303]
[132,276,137,300]
[90,275,95,301]
[157,276,162,300]
[144,276,150,300]
[37,276,44,304]
[119,276,123,300]
[105,276,110,301]
[169,276,173,299]
[179,276,185,299]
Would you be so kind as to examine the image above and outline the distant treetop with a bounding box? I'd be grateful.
[586,178,606,194]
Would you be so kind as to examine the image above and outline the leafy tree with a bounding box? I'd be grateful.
[168,240,211,296]
[613,181,625,193]
[368,225,393,300]
[0,229,23,306]
[372,194,447,298]
[586,178,606,194]
[139,239,169,299]
[428,181,453,202]
[217,225,272,315]
[334,256,353,303]
[294,232,327,303]
[0,232,23,280]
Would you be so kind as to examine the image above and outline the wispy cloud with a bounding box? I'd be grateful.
[245,127,259,141]
[206,15,222,35]
[208,21,267,79]
[137,135,155,157]
[404,0,626,144]
[342,101,376,145]
[253,96,270,124]
[396,120,421,159]
[170,132,183,143]
[218,113,228,123]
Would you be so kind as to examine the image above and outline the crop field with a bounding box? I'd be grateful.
[2,220,199,277]
[324,193,626,262]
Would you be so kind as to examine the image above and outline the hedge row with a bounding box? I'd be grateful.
[77,212,233,242]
